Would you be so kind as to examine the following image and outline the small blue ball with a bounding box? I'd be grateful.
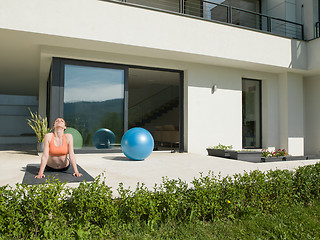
[121,127,154,160]
[93,128,115,149]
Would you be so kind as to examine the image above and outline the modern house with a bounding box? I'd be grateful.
[0,0,320,156]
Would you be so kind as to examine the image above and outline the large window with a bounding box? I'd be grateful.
[242,78,261,149]
[49,58,184,153]
[63,64,125,148]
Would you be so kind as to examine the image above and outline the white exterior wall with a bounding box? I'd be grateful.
[187,65,242,154]
[262,76,280,149]
[39,45,286,155]
[266,0,297,21]
[0,0,307,70]
[297,0,319,40]
[279,73,304,156]
[308,38,320,71]
[1,0,318,155]
[304,75,320,155]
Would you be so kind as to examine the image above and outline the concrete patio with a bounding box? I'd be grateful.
[1,150,320,195]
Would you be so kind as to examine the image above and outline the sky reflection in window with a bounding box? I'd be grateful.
[64,64,124,103]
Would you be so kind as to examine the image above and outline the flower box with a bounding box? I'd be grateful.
[260,157,284,162]
[283,156,308,161]
[261,155,308,162]
[229,150,262,161]
[206,148,231,158]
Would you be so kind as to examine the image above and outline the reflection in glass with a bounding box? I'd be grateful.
[206,0,260,28]
[242,79,261,148]
[63,64,124,149]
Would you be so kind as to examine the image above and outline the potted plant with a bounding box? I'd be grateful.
[207,143,233,158]
[261,149,289,162]
[26,108,52,152]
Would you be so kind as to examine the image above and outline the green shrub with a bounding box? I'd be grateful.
[0,162,320,238]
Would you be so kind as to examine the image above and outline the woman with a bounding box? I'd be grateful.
[35,117,83,179]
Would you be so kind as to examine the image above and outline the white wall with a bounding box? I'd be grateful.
[297,0,319,39]
[0,0,312,154]
[186,64,283,155]
[266,0,297,21]
[0,0,307,71]
[262,75,280,149]
[39,45,288,155]
[187,65,242,154]
[308,38,320,71]
[304,75,320,155]
[279,72,304,156]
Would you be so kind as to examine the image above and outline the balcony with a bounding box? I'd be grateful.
[109,0,304,40]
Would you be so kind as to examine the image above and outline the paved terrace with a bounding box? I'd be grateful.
[1,150,319,195]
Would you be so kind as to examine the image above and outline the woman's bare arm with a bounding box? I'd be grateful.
[67,134,82,177]
[35,133,51,179]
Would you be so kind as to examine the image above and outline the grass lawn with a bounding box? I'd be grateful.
[114,200,320,240]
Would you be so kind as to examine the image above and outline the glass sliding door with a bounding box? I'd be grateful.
[63,64,125,150]
[242,78,261,148]
[128,68,180,151]
[50,58,184,153]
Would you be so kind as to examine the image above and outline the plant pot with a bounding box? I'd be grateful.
[283,156,307,161]
[207,148,230,158]
[37,142,44,153]
[229,150,262,161]
[261,156,286,162]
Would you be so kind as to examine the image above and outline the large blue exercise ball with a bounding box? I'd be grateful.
[93,128,116,149]
[121,127,154,160]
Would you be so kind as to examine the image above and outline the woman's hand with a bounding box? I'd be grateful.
[35,173,45,179]
[73,172,83,177]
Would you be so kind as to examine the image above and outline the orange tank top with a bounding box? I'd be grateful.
[49,133,69,156]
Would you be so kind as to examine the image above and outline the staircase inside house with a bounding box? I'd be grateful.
[0,94,38,150]
[128,86,180,149]
[129,96,179,127]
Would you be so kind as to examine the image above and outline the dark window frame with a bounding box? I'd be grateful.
[50,57,184,153]
[242,78,262,149]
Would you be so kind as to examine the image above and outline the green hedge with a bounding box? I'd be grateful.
[0,162,319,239]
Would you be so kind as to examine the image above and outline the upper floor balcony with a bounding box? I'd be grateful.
[110,0,304,40]
[0,0,310,78]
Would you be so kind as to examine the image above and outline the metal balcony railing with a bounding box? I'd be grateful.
[108,0,304,40]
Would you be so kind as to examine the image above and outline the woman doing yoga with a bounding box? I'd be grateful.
[35,118,83,179]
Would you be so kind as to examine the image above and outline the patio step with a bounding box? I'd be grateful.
[0,136,36,144]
